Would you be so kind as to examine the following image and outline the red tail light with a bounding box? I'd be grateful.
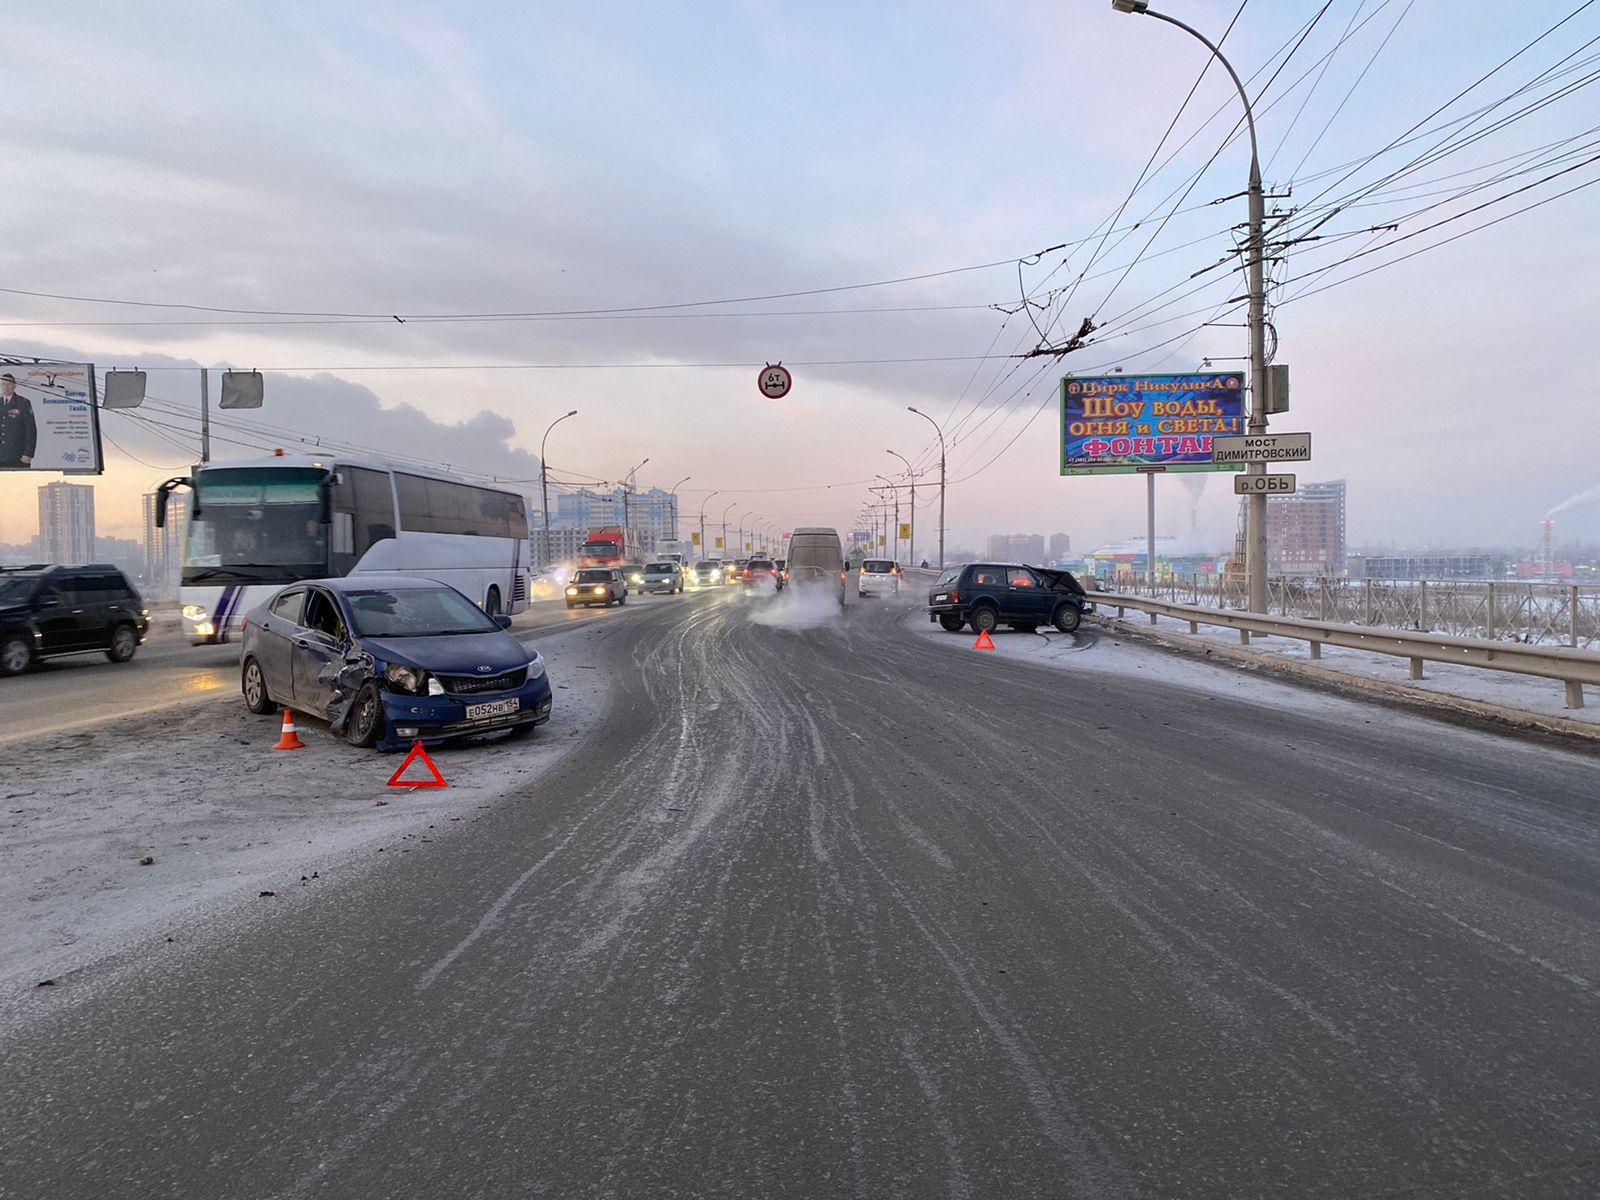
[950,590,959,601]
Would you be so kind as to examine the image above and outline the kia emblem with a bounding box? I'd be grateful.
[476,665,494,673]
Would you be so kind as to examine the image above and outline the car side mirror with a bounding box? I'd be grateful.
[494,614,512,629]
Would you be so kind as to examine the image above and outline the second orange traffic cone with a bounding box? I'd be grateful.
[273,709,306,751]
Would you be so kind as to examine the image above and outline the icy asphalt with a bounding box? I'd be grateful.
[2,586,1599,1199]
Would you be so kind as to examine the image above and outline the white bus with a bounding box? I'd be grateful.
[158,454,531,644]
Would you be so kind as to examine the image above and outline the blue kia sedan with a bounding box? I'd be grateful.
[239,576,553,751]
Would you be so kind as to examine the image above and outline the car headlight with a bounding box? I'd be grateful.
[182,604,207,620]
[384,663,427,694]
[565,586,578,596]
[593,585,606,595]
[526,653,546,680]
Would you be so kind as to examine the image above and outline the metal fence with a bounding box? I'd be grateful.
[1106,573,1600,650]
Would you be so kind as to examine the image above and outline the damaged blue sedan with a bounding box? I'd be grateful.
[239,576,553,751]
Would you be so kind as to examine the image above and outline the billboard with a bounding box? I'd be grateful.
[0,361,102,474]
[1060,372,1243,476]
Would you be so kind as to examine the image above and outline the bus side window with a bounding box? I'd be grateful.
[331,512,355,557]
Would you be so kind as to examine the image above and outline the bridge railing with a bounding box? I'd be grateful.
[1093,587,1598,711]
[1105,573,1600,651]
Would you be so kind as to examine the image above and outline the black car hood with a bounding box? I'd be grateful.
[1034,567,1088,597]
[356,629,531,673]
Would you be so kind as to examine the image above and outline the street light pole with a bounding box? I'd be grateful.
[875,474,900,563]
[621,455,649,544]
[539,409,578,565]
[887,449,917,566]
[699,490,718,560]
[720,500,736,558]
[907,407,946,569]
[1112,0,1269,613]
[670,475,691,551]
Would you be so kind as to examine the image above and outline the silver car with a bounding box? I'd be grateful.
[639,562,685,594]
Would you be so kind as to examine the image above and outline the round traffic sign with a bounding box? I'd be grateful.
[759,363,792,399]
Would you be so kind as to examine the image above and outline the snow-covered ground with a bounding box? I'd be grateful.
[905,606,1598,730]
[0,621,612,1025]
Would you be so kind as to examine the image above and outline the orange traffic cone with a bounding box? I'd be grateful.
[273,709,306,751]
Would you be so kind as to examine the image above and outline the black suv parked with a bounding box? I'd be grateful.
[926,563,1092,635]
[0,564,150,675]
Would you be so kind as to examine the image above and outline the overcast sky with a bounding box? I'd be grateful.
[2,0,1597,554]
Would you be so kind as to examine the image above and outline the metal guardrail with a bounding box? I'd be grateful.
[1096,590,1596,710]
[1107,573,1600,650]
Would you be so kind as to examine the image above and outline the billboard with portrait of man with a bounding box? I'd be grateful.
[0,361,103,474]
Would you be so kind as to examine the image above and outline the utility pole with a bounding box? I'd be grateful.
[621,455,649,550]
[907,407,946,568]
[670,475,691,552]
[1113,0,1269,612]
[199,369,210,463]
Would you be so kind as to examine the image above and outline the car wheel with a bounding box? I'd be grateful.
[1053,604,1082,634]
[1,632,33,676]
[938,614,965,633]
[105,623,139,663]
[347,682,385,748]
[485,586,502,619]
[971,605,999,634]
[566,602,577,609]
[241,656,276,714]
[617,593,627,606]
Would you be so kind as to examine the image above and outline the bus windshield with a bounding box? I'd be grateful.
[183,467,328,586]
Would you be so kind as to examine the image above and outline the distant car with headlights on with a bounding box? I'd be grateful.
[639,561,685,594]
[238,576,552,750]
[690,559,725,588]
[566,567,627,608]
[857,558,901,598]
[620,562,650,591]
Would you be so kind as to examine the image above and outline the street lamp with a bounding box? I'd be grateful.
[875,473,901,562]
[720,500,737,558]
[670,475,691,548]
[907,407,946,569]
[1111,0,1270,612]
[620,455,650,534]
[699,490,718,560]
[539,409,578,563]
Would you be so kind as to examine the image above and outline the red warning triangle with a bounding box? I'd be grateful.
[387,741,448,788]
[973,629,995,650]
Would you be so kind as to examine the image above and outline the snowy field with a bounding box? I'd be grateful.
[0,621,613,1026]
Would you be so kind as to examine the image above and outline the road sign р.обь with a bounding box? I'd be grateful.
[1233,473,1296,495]
[1211,432,1311,465]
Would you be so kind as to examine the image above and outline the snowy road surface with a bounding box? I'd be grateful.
[2,588,1598,1198]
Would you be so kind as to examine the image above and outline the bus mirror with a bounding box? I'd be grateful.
[154,477,193,527]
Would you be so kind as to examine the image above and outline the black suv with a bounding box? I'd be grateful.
[926,563,1092,635]
[0,565,150,675]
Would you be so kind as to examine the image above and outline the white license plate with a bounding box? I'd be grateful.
[465,697,520,720]
[934,592,949,602]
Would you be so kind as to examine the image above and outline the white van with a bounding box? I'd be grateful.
[786,527,846,606]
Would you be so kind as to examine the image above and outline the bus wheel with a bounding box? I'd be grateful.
[485,587,502,618]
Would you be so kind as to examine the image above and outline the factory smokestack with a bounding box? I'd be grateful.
[1541,518,1554,580]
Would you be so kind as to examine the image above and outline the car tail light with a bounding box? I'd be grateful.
[950,590,959,601]
[241,618,249,630]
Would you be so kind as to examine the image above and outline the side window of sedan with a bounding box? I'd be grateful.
[270,589,305,625]
[303,590,347,642]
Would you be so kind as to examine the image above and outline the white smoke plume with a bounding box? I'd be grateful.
[1547,483,1600,517]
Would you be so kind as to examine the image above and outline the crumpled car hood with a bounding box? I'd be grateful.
[355,630,530,673]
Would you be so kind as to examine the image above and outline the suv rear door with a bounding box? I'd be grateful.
[34,579,86,652]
